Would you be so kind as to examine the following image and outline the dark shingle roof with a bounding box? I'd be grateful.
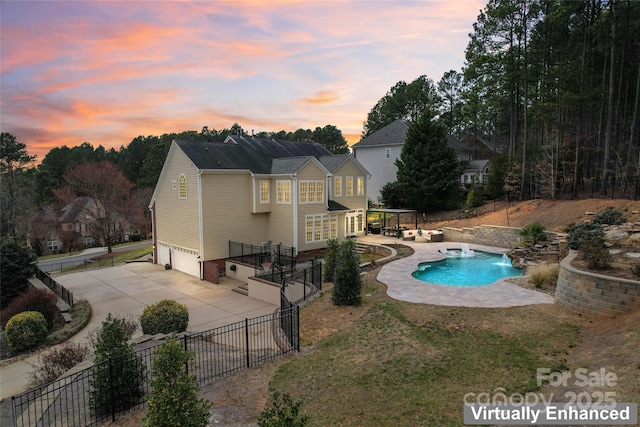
[351,119,409,148]
[318,154,350,173]
[271,157,315,174]
[59,197,92,223]
[176,136,333,174]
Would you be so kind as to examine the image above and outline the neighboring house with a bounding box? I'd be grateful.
[57,197,97,249]
[149,136,370,279]
[351,119,496,203]
[461,159,491,188]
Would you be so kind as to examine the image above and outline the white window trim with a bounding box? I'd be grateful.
[357,176,364,196]
[178,174,187,199]
[260,180,270,204]
[334,176,342,197]
[299,180,324,204]
[346,176,354,197]
[305,214,337,243]
[385,148,391,159]
[276,180,291,204]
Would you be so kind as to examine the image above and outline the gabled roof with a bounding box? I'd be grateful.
[464,159,490,172]
[176,136,333,174]
[447,135,472,155]
[59,197,93,223]
[351,119,409,148]
[271,157,315,174]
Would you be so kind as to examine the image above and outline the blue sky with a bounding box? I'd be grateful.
[1,0,485,161]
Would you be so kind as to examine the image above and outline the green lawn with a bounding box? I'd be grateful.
[268,284,583,426]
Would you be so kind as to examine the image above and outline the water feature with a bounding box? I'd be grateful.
[412,250,523,287]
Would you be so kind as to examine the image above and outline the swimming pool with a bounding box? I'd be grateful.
[412,250,523,287]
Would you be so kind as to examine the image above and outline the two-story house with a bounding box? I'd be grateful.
[351,119,495,203]
[149,136,370,279]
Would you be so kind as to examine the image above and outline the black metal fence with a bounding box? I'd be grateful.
[228,240,296,272]
[11,307,299,427]
[35,267,74,308]
[38,257,115,274]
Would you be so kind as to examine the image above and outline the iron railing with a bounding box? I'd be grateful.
[11,307,299,427]
[35,267,74,307]
[228,240,296,272]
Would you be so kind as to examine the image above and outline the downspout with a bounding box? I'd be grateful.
[251,173,256,213]
[292,175,298,253]
[150,202,157,264]
[198,169,204,280]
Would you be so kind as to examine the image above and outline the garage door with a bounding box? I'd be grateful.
[157,242,170,266]
[172,246,200,278]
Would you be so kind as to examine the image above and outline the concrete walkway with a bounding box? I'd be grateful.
[359,235,555,308]
[0,262,276,400]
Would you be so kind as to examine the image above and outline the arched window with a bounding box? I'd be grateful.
[178,174,187,199]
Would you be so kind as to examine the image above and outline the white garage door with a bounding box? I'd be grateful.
[172,246,200,278]
[157,242,170,266]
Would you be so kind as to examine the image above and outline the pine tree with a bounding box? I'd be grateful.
[396,109,462,212]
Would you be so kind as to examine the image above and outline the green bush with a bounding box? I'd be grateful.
[257,390,310,427]
[129,233,142,242]
[322,239,339,282]
[1,287,61,329]
[592,208,626,225]
[331,239,362,306]
[1,238,37,307]
[28,342,90,387]
[140,300,189,335]
[5,311,48,353]
[90,314,145,416]
[579,238,613,270]
[566,222,605,250]
[520,222,548,246]
[142,334,211,427]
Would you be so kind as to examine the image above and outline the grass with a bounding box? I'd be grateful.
[60,246,153,273]
[268,281,584,426]
[527,263,560,289]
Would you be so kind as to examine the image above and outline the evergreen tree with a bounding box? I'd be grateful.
[143,335,211,427]
[90,314,145,417]
[331,239,362,306]
[396,109,462,212]
[0,238,37,307]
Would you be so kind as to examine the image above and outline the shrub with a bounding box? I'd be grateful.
[1,238,37,307]
[257,390,310,427]
[28,342,90,387]
[322,239,339,282]
[592,208,626,225]
[140,300,189,335]
[142,334,211,427]
[579,238,612,270]
[87,312,138,349]
[527,263,559,289]
[331,239,362,306]
[5,311,48,353]
[520,222,548,246]
[90,314,145,416]
[129,233,142,242]
[566,222,605,250]
[1,287,61,330]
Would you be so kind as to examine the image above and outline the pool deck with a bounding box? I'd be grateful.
[358,235,554,308]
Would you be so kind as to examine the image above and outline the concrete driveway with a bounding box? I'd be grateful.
[0,262,276,400]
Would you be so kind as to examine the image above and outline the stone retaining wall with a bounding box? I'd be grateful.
[556,251,640,316]
[442,224,557,248]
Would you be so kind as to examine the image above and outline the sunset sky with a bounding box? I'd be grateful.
[1,0,486,162]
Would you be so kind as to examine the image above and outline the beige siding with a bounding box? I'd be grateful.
[332,158,368,211]
[201,172,269,261]
[253,177,272,213]
[295,162,331,252]
[266,178,295,247]
[154,148,201,252]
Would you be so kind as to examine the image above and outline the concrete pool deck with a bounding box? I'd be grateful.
[358,235,554,308]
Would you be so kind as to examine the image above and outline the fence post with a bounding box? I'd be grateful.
[245,318,250,368]
[183,334,189,376]
[296,306,300,352]
[109,357,116,422]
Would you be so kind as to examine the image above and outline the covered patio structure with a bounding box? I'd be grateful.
[366,208,418,237]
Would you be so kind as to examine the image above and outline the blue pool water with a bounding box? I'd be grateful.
[412,250,523,287]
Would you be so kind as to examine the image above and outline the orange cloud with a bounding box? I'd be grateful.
[300,91,340,105]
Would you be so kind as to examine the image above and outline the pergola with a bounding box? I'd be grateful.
[366,208,418,237]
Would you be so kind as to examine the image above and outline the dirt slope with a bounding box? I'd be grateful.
[425,198,640,232]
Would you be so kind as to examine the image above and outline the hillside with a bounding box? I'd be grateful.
[425,198,640,232]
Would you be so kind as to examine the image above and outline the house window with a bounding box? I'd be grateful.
[277,180,291,203]
[385,148,391,159]
[260,180,269,204]
[305,214,337,243]
[178,174,187,199]
[334,176,342,197]
[357,177,364,196]
[47,240,58,251]
[299,180,324,203]
[346,177,353,197]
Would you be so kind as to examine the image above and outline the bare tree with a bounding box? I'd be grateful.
[55,162,136,253]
